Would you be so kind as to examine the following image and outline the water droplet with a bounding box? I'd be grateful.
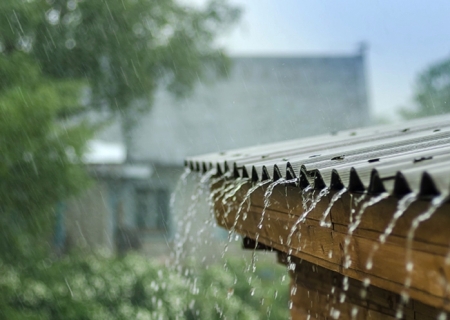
[360,288,367,299]
[330,308,341,319]
[65,39,76,50]
[363,278,370,287]
[401,291,409,303]
[406,262,413,272]
[343,276,349,291]
[46,9,60,25]
[438,312,448,320]
[67,0,77,10]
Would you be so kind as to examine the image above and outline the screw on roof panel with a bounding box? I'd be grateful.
[331,155,345,161]
[413,156,433,164]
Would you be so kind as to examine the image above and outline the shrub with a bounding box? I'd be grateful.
[0,253,288,319]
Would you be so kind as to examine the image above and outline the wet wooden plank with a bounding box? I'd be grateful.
[212,181,450,312]
[284,258,448,320]
[224,208,450,305]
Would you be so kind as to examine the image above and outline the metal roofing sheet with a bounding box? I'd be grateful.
[185,114,450,198]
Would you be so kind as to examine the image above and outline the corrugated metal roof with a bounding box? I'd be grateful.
[185,114,450,198]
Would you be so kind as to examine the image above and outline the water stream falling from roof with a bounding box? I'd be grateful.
[221,178,250,219]
[257,178,298,230]
[177,157,450,318]
[320,187,347,228]
[343,192,390,270]
[365,192,418,271]
[223,179,272,256]
[395,195,447,319]
[172,168,217,270]
[286,186,329,250]
[250,178,298,274]
[170,167,192,211]
[336,192,390,311]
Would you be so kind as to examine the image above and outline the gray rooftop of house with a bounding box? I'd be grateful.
[99,53,371,165]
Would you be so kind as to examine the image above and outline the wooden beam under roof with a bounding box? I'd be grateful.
[213,181,450,317]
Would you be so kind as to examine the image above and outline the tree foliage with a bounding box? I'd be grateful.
[0,254,289,319]
[0,0,240,260]
[0,51,91,262]
[400,56,450,119]
[2,0,240,114]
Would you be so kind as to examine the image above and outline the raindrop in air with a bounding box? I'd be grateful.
[46,9,60,25]
[65,39,76,50]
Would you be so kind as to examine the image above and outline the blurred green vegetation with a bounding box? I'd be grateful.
[1,0,240,147]
[0,2,291,318]
[0,253,289,319]
[0,0,239,260]
[0,51,92,263]
[400,55,450,119]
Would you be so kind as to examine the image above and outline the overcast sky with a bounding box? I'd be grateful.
[210,0,450,121]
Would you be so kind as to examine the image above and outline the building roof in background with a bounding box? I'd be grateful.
[83,140,126,165]
[186,114,450,199]
[99,53,370,165]
[83,140,152,179]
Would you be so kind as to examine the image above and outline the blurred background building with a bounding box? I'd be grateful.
[63,47,372,256]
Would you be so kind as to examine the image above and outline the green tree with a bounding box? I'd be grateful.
[0,0,240,260]
[3,0,240,153]
[0,52,91,263]
[400,56,450,119]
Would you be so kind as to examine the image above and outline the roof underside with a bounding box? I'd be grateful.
[185,114,450,198]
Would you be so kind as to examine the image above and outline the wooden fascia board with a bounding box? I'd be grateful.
[212,181,450,311]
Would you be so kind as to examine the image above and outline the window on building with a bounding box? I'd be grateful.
[135,188,169,233]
